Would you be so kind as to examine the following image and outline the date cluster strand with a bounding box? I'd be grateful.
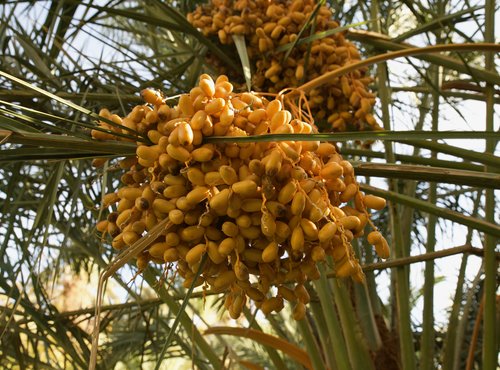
[188,0,382,132]
[93,74,388,320]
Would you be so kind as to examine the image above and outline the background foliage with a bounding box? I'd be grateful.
[0,1,498,369]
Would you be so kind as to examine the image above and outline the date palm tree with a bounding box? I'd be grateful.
[0,1,497,369]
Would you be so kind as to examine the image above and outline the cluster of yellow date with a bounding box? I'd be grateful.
[187,0,382,132]
[93,74,388,320]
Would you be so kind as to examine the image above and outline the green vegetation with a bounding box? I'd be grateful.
[0,1,497,369]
